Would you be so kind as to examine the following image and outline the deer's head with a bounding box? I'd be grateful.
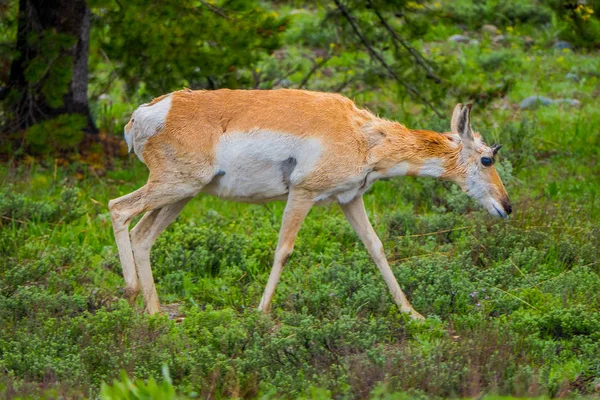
[445,104,512,218]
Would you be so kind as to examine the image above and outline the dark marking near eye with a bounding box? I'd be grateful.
[215,170,226,177]
[281,157,297,190]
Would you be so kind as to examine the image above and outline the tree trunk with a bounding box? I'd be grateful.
[3,0,96,133]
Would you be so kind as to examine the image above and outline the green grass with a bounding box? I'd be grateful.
[2,1,600,399]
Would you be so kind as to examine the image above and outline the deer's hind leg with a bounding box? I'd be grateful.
[108,177,204,310]
[129,198,191,314]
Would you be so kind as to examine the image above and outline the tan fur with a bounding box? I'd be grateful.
[143,89,373,189]
[141,90,491,192]
[110,89,511,320]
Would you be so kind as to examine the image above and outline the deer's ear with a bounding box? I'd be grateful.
[455,103,475,148]
[450,103,462,134]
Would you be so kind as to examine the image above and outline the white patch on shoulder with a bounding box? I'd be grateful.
[129,94,172,163]
[203,130,323,202]
[418,158,445,177]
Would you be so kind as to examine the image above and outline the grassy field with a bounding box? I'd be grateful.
[2,2,600,399]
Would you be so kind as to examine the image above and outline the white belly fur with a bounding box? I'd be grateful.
[314,169,381,204]
[202,131,323,202]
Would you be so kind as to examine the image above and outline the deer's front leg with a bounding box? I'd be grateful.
[340,196,424,320]
[258,189,314,313]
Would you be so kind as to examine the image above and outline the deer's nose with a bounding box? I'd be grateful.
[502,198,512,215]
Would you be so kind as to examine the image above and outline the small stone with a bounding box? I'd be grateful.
[278,79,292,88]
[553,40,572,50]
[565,73,579,82]
[519,95,553,110]
[493,35,506,44]
[449,34,470,44]
[554,98,581,107]
[482,24,498,34]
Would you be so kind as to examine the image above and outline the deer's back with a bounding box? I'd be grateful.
[132,89,376,201]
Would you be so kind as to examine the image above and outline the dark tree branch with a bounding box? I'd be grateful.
[332,0,443,117]
[297,54,332,89]
[332,75,355,93]
[198,0,230,19]
[367,0,440,83]
[271,65,301,88]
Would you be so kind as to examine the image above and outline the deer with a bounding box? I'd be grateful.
[108,89,511,320]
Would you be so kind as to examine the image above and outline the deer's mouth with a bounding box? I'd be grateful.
[492,204,508,219]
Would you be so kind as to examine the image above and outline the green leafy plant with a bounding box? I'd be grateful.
[24,114,87,153]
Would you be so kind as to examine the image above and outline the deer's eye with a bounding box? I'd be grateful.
[481,157,494,167]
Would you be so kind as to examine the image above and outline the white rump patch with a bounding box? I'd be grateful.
[204,131,323,201]
[128,94,173,163]
[418,158,445,177]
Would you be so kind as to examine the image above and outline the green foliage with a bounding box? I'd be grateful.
[100,367,181,400]
[442,0,553,29]
[545,0,600,49]
[0,185,84,225]
[0,0,18,84]
[90,0,286,94]
[24,114,87,153]
[322,0,449,111]
[23,31,77,109]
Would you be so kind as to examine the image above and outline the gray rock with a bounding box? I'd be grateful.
[554,98,581,106]
[520,96,580,109]
[279,79,292,88]
[519,96,553,109]
[565,73,579,82]
[553,40,573,50]
[493,35,507,44]
[482,24,498,34]
[449,34,470,44]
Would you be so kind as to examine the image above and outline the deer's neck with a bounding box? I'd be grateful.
[365,121,460,179]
